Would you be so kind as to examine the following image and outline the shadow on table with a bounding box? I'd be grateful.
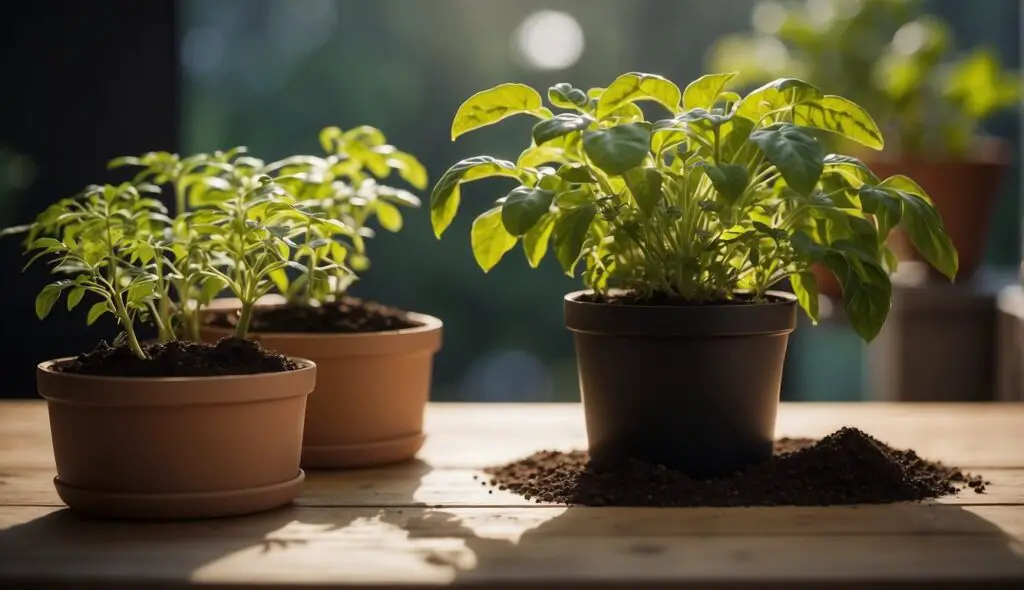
[390,502,1024,584]
[0,459,433,583]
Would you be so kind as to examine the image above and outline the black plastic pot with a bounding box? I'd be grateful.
[564,289,798,477]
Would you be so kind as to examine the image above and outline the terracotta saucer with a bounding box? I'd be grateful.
[301,433,426,469]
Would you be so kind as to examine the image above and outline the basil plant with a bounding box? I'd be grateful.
[430,72,958,342]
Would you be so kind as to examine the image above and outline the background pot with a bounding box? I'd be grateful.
[863,140,1009,281]
[36,359,315,520]
[201,299,442,470]
[564,290,797,478]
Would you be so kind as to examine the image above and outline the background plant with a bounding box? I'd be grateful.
[706,0,1020,157]
[430,72,958,341]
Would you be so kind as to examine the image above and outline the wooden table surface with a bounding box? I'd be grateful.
[1,400,1023,589]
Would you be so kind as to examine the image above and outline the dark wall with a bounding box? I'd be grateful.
[0,1,179,397]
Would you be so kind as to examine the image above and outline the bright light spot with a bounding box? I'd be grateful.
[755,37,790,69]
[513,10,584,71]
[805,0,837,27]
[752,2,786,35]
[893,21,928,56]
[181,27,226,75]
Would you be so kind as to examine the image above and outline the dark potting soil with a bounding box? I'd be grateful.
[208,297,420,334]
[579,291,789,307]
[482,428,988,507]
[51,337,300,377]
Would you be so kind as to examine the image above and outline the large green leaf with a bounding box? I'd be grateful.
[582,123,652,176]
[552,203,597,274]
[430,156,521,238]
[596,72,682,118]
[822,154,880,188]
[532,114,592,146]
[736,78,824,122]
[749,124,824,196]
[878,176,958,280]
[683,72,737,110]
[623,167,664,216]
[501,186,555,236]
[548,83,590,110]
[470,207,518,272]
[522,213,556,268]
[451,83,551,140]
[792,96,884,150]
[704,164,749,205]
[858,186,902,242]
[825,247,892,342]
[790,271,819,324]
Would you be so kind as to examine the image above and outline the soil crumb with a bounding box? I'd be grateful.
[51,337,300,377]
[483,428,988,507]
[208,297,419,334]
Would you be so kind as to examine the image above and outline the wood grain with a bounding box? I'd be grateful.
[1,401,1023,589]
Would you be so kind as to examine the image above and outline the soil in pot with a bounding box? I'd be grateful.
[205,296,421,334]
[51,337,299,377]
[482,428,988,507]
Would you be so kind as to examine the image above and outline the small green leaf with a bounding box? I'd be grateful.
[470,207,518,272]
[501,186,555,236]
[385,151,429,190]
[704,164,749,204]
[552,203,596,275]
[532,113,592,146]
[555,188,593,209]
[548,83,590,109]
[67,286,85,311]
[268,268,290,294]
[749,123,824,196]
[736,78,824,121]
[127,281,156,304]
[825,247,892,342]
[582,123,652,176]
[792,96,884,150]
[430,156,521,238]
[375,200,403,232]
[86,301,109,325]
[859,186,902,241]
[556,164,597,183]
[319,126,343,152]
[683,72,737,110]
[823,154,880,188]
[623,167,664,216]
[597,72,682,118]
[523,213,556,268]
[451,83,548,140]
[35,282,68,320]
[790,271,819,324]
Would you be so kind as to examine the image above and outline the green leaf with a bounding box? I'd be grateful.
[451,83,548,140]
[623,167,663,216]
[385,151,429,190]
[556,164,597,183]
[597,72,682,118]
[736,78,823,121]
[532,113,592,146]
[704,164,749,205]
[470,207,518,272]
[792,96,884,150]
[555,188,593,209]
[749,124,824,196]
[127,280,156,304]
[790,271,819,324]
[268,268,290,294]
[859,186,902,241]
[823,154,880,188]
[35,282,69,320]
[66,286,86,311]
[319,126,343,152]
[430,156,521,238]
[522,213,556,268]
[375,200,403,232]
[548,83,590,109]
[501,186,555,236]
[878,176,958,280]
[552,203,596,275]
[582,123,652,176]
[825,248,892,342]
[683,72,737,110]
[86,301,109,326]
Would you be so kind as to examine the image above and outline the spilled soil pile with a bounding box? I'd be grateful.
[482,428,988,507]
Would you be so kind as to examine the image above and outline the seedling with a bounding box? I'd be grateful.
[430,72,958,341]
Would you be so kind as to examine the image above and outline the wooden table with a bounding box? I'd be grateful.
[1,401,1023,589]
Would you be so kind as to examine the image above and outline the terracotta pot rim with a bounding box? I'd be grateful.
[564,289,797,308]
[37,357,316,407]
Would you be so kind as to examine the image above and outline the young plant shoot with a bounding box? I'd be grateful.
[430,73,958,341]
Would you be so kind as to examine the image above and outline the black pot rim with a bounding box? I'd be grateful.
[564,289,798,337]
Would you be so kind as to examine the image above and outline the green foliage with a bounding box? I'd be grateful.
[430,72,959,342]
[707,0,1021,157]
[3,125,426,356]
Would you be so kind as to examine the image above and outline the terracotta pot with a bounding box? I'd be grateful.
[564,290,797,477]
[200,299,443,470]
[36,359,315,520]
[863,140,1010,281]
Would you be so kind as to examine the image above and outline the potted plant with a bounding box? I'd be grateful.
[189,126,442,469]
[2,157,327,519]
[708,0,1019,287]
[430,72,957,476]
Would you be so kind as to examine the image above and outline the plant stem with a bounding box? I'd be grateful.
[234,299,254,340]
[111,293,147,360]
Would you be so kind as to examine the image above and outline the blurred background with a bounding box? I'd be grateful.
[1,0,1021,402]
